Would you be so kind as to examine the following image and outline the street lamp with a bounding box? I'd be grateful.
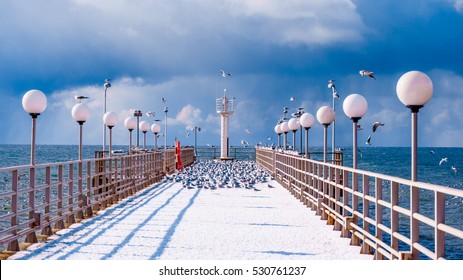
[328,80,340,162]
[316,106,335,163]
[288,117,299,151]
[396,71,433,181]
[133,110,142,148]
[22,89,47,165]
[124,117,137,155]
[103,112,118,157]
[280,121,290,150]
[71,103,91,160]
[151,123,161,150]
[396,71,433,260]
[164,106,168,152]
[103,79,111,152]
[343,94,368,169]
[191,126,201,157]
[274,123,282,149]
[299,112,315,158]
[139,120,150,150]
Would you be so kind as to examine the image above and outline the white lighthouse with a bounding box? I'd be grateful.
[216,89,234,160]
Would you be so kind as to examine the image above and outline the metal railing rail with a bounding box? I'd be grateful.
[256,147,463,260]
[0,148,195,254]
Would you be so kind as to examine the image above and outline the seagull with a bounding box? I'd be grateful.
[328,80,340,99]
[161,97,166,103]
[451,166,458,174]
[246,129,252,134]
[220,70,232,77]
[358,149,363,158]
[430,150,435,154]
[439,158,448,166]
[356,124,363,131]
[186,133,190,138]
[290,96,296,101]
[241,140,249,146]
[74,95,89,103]
[104,79,111,89]
[328,80,336,89]
[366,135,371,145]
[359,70,376,80]
[207,143,214,147]
[267,136,272,141]
[146,111,155,117]
[372,121,385,132]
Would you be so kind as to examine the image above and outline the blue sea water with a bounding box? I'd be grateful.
[0,144,462,259]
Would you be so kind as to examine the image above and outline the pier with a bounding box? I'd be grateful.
[0,146,462,260]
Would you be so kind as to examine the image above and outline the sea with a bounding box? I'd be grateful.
[0,144,462,259]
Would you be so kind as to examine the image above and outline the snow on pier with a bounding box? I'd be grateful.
[10,160,371,260]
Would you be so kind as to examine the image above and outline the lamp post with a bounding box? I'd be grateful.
[164,106,168,153]
[288,117,299,151]
[396,71,433,260]
[280,121,290,151]
[299,112,315,158]
[71,103,91,160]
[328,80,339,162]
[139,121,150,150]
[151,123,161,150]
[316,106,335,163]
[22,90,47,165]
[103,79,111,152]
[133,110,142,148]
[191,126,201,157]
[103,112,118,157]
[124,117,137,155]
[343,94,368,169]
[274,123,282,149]
[396,71,433,181]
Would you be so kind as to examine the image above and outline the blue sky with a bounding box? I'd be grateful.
[1,0,463,148]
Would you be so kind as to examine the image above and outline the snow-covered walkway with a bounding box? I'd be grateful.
[11,180,372,260]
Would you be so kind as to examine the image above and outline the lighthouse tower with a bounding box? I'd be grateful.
[216,89,234,160]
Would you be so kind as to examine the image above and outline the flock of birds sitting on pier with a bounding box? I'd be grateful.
[162,160,272,191]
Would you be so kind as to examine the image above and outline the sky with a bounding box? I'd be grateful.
[1,0,463,148]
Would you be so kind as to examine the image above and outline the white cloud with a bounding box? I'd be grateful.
[224,0,365,45]
[452,0,463,12]
[176,105,202,130]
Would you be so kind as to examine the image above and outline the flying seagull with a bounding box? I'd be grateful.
[359,70,376,80]
[246,129,252,134]
[241,140,249,146]
[74,95,89,103]
[451,165,458,174]
[146,111,155,117]
[220,70,232,77]
[290,96,296,101]
[366,135,371,145]
[372,121,385,132]
[161,97,166,103]
[356,124,363,131]
[186,133,190,138]
[439,158,448,166]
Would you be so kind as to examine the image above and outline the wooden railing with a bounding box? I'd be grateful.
[0,148,195,254]
[256,147,463,260]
